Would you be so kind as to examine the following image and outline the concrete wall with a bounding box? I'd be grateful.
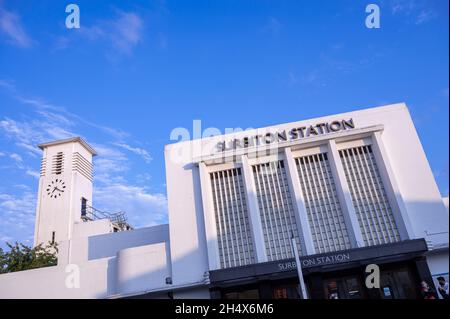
[72,219,113,238]
[165,153,209,287]
[0,224,173,299]
[0,260,111,299]
[116,242,170,295]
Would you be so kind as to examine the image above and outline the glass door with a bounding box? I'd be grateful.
[323,275,364,299]
[380,268,418,299]
[272,284,301,299]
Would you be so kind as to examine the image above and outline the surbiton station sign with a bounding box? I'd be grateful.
[216,118,356,153]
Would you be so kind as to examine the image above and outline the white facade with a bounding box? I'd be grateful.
[165,103,448,295]
[0,224,171,298]
[0,103,448,299]
[34,137,97,246]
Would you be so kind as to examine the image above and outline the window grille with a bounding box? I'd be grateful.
[295,153,351,253]
[339,145,400,246]
[210,168,256,268]
[252,160,302,261]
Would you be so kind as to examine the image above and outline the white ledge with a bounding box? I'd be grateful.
[192,124,384,164]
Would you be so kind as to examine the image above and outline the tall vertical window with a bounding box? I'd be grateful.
[210,168,255,269]
[252,160,302,261]
[81,197,87,217]
[295,153,351,253]
[52,152,64,175]
[339,145,400,246]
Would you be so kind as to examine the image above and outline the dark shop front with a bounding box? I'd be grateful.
[209,239,433,299]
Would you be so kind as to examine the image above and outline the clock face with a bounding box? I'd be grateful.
[46,178,66,198]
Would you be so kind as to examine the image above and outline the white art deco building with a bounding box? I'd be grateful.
[0,103,448,299]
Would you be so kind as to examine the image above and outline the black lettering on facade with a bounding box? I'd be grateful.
[277,130,288,142]
[316,123,327,134]
[290,128,299,140]
[298,127,307,138]
[215,118,355,152]
[308,125,319,136]
[265,133,275,144]
[329,121,342,132]
[342,119,355,130]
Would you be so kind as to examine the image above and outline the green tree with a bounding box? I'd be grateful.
[0,241,58,274]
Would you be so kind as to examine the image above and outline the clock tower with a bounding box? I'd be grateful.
[34,137,97,246]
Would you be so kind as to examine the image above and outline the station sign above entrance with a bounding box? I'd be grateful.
[216,119,355,153]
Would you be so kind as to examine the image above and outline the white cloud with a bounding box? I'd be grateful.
[111,11,143,55]
[94,183,168,228]
[91,144,130,184]
[415,10,437,25]
[77,10,144,56]
[0,6,32,48]
[114,142,153,163]
[0,81,167,246]
[25,169,39,179]
[0,191,36,247]
[0,150,40,179]
[9,153,23,163]
[0,84,126,157]
[0,117,75,155]
[391,0,417,15]
[15,93,128,140]
[0,118,42,154]
[44,126,74,140]
[92,143,127,159]
[389,0,438,25]
[95,158,128,174]
[36,109,74,127]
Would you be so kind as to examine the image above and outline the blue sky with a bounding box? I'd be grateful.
[0,0,448,248]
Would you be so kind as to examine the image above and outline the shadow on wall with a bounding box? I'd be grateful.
[97,240,211,299]
[96,152,449,299]
[93,165,209,298]
[88,225,170,261]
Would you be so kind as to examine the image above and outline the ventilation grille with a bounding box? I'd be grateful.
[295,153,351,254]
[40,158,47,176]
[339,145,400,246]
[252,160,302,261]
[72,152,93,181]
[210,168,256,269]
[51,152,64,175]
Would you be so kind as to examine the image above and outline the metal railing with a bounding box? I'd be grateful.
[424,231,449,250]
[81,205,132,231]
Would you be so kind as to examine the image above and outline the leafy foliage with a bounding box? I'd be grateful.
[0,242,58,274]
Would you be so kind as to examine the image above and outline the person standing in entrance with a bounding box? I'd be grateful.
[436,277,449,300]
[420,281,438,299]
